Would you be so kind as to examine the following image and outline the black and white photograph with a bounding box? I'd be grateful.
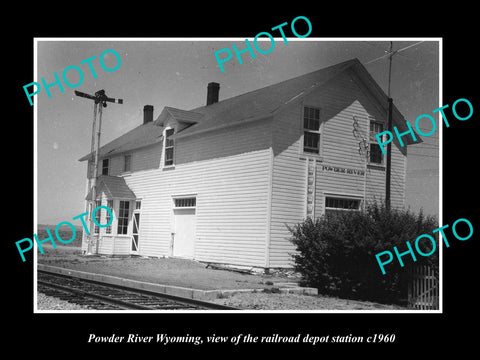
[8,8,478,356]
[33,38,441,314]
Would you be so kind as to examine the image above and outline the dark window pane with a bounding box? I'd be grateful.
[370,144,383,164]
[124,155,131,172]
[325,197,360,210]
[304,132,320,153]
[102,159,109,175]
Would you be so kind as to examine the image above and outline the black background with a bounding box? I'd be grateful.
[7,4,478,356]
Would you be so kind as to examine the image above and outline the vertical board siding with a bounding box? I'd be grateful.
[125,148,271,267]
[269,71,407,268]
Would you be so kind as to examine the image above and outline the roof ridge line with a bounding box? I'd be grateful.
[189,58,359,112]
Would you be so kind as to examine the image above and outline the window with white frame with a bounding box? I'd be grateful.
[105,200,113,234]
[303,106,321,154]
[117,200,130,235]
[124,154,132,172]
[174,197,196,208]
[369,121,384,164]
[164,128,175,166]
[325,196,361,216]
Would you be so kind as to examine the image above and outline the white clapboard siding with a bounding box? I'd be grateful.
[268,71,407,268]
[93,143,162,178]
[97,236,114,255]
[175,118,273,164]
[125,147,271,267]
[269,104,306,268]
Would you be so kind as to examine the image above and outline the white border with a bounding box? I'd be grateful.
[33,37,442,314]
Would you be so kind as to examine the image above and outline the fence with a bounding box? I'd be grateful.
[407,264,439,310]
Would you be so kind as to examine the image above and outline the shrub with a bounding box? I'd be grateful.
[288,202,438,304]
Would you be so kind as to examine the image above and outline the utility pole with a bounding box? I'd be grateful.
[75,89,123,255]
[386,41,394,210]
[365,41,424,211]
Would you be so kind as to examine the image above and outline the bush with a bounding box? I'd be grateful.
[288,202,438,304]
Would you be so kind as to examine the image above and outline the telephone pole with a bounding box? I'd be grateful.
[386,42,393,210]
[75,89,123,255]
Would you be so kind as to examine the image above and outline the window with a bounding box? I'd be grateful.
[105,200,113,234]
[94,200,101,234]
[174,197,196,208]
[303,106,321,154]
[325,196,361,216]
[135,200,141,210]
[164,128,175,166]
[102,159,109,175]
[369,121,384,164]
[124,154,131,172]
[117,200,130,235]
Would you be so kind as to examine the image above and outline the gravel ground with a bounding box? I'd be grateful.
[212,292,405,310]
[37,246,297,290]
[37,292,92,310]
[37,245,406,311]
[37,290,405,311]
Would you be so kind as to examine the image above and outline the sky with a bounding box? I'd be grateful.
[35,38,440,225]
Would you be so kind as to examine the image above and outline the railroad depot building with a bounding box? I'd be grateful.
[79,58,419,269]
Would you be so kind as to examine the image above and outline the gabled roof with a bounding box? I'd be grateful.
[174,59,359,139]
[85,175,136,200]
[154,106,204,126]
[79,120,164,162]
[173,58,420,143]
[79,58,420,162]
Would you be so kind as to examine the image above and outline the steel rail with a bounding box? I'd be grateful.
[37,269,239,311]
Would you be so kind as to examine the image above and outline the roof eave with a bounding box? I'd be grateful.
[172,114,274,140]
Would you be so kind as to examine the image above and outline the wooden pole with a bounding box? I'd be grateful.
[386,98,393,210]
[386,42,393,210]
[87,101,98,255]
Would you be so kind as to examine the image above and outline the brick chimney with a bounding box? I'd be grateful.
[206,82,220,106]
[143,105,153,124]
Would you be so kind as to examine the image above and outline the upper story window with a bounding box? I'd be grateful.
[124,154,132,172]
[102,158,109,175]
[303,106,321,154]
[369,121,384,164]
[164,128,175,166]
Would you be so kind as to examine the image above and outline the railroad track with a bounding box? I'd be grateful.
[37,270,238,310]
